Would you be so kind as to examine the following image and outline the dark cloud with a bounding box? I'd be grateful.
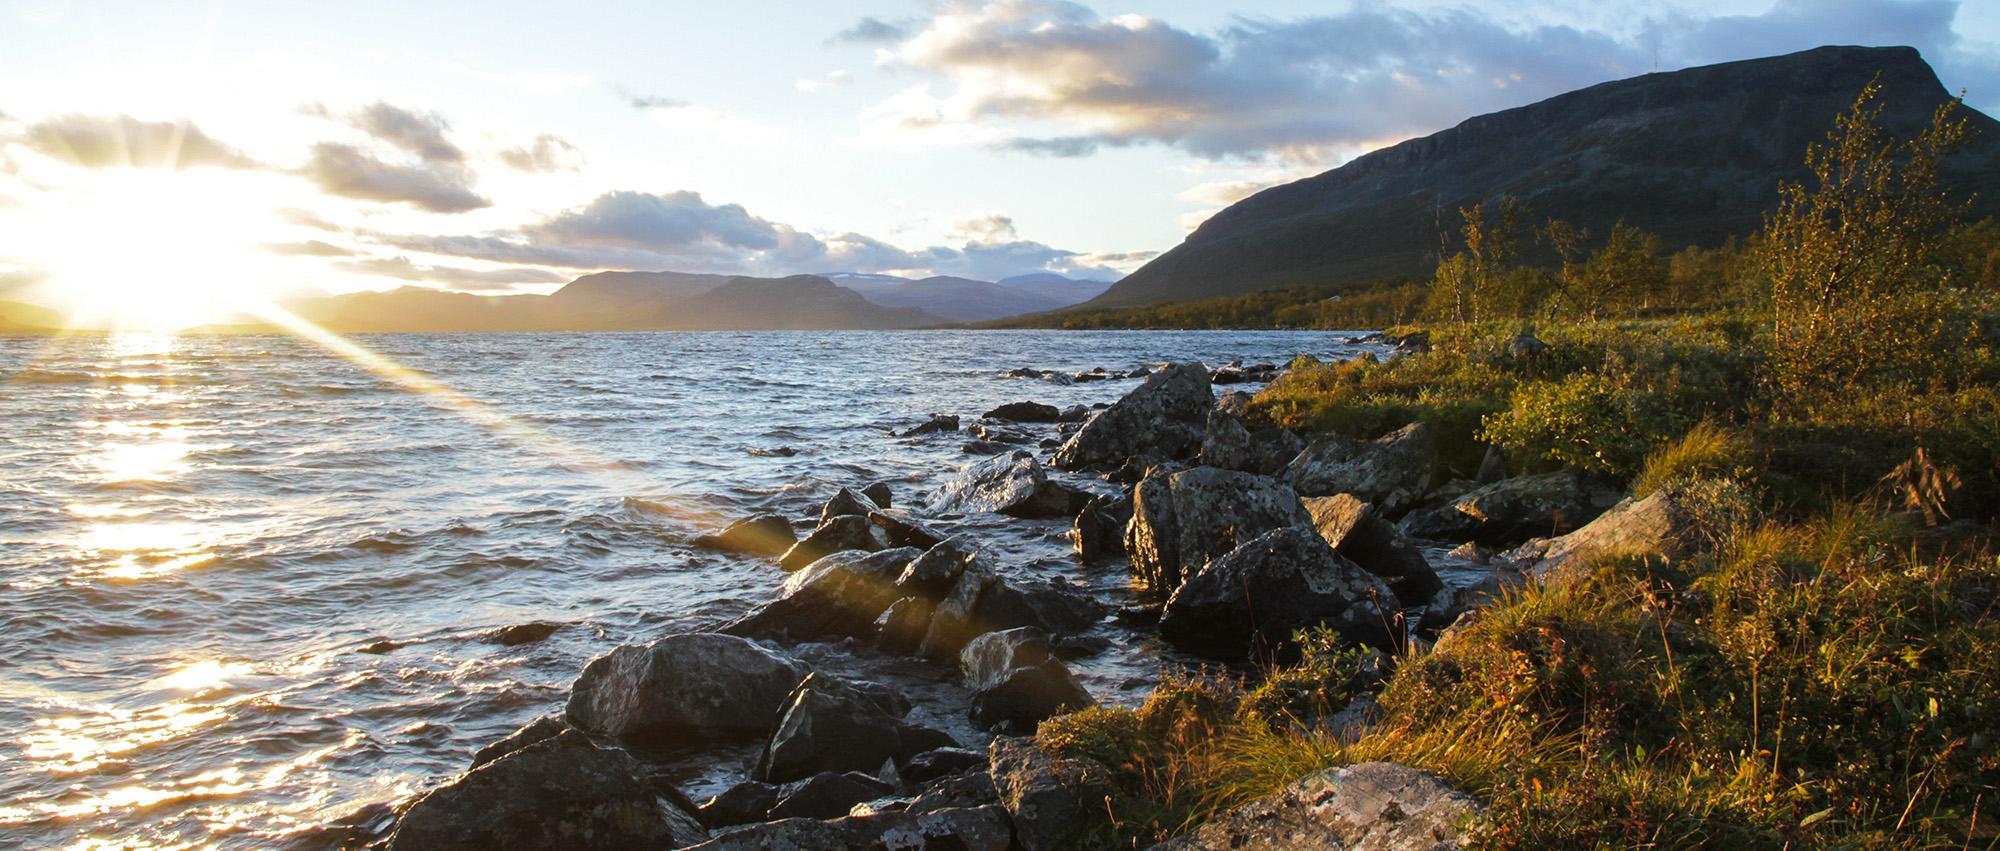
[496,134,582,172]
[16,114,258,169]
[349,101,463,163]
[300,142,489,213]
[524,190,808,257]
[264,240,355,257]
[337,255,567,291]
[873,0,1995,160]
[832,16,907,44]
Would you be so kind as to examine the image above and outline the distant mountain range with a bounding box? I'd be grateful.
[1086,45,2000,308]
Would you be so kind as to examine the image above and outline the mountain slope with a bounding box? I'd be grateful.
[1091,45,2000,308]
[645,275,935,330]
[995,273,1116,306]
[844,275,1069,323]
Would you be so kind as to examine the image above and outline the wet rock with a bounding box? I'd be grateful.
[469,714,568,768]
[1447,541,1492,564]
[902,747,988,785]
[690,805,1013,851]
[1159,762,1483,850]
[357,639,404,655]
[1200,409,1304,476]
[926,450,1081,519]
[875,596,935,654]
[1056,404,1090,423]
[698,781,779,829]
[778,514,886,571]
[565,632,810,746]
[961,439,1015,455]
[1073,492,1133,562]
[758,673,912,784]
[1126,466,1316,594]
[989,737,1114,851]
[480,621,562,647]
[1503,485,1710,579]
[907,769,1000,814]
[1286,422,1437,516]
[766,771,897,820]
[1399,470,1618,547]
[985,400,1062,422]
[866,508,945,549]
[819,488,878,525]
[1052,633,1112,659]
[895,537,978,598]
[388,731,707,850]
[900,414,960,437]
[1159,527,1397,659]
[750,446,799,458]
[1052,362,1214,471]
[694,513,797,558]
[917,567,1104,661]
[724,548,922,642]
[1115,604,1162,626]
[1304,494,1443,606]
[970,422,1035,444]
[860,481,894,509]
[960,627,1095,730]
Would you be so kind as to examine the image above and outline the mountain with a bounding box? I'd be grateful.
[0,300,62,332]
[840,275,1070,323]
[657,275,934,329]
[995,273,1117,306]
[1090,45,2000,308]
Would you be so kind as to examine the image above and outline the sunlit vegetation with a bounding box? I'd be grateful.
[1038,85,2000,848]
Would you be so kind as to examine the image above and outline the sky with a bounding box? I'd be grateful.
[0,0,1996,324]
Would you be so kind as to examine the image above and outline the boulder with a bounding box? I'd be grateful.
[1073,492,1133,562]
[989,737,1114,851]
[867,508,946,549]
[778,514,885,571]
[763,772,898,822]
[1304,494,1443,606]
[860,481,894,508]
[1216,389,1253,417]
[902,747,989,785]
[875,596,936,654]
[1056,404,1090,423]
[1502,485,1710,579]
[1159,527,1397,659]
[757,673,911,784]
[819,488,877,525]
[689,805,1013,851]
[900,414,960,437]
[694,513,797,558]
[908,769,1001,814]
[1286,422,1437,515]
[1199,409,1304,476]
[1126,466,1316,594]
[1158,762,1483,850]
[1399,470,1618,546]
[896,537,981,599]
[388,732,708,850]
[927,450,1081,519]
[1052,362,1214,471]
[723,548,921,642]
[469,714,567,768]
[565,632,810,746]
[985,401,1062,422]
[917,568,1104,661]
[959,628,1095,730]
[962,439,1016,455]
[698,781,779,829]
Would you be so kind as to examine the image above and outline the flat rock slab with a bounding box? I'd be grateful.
[1156,761,1483,850]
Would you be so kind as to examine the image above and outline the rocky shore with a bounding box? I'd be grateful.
[310,349,1688,850]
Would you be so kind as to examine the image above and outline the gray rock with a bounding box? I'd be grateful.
[985,401,1062,422]
[927,450,1080,519]
[1157,761,1483,850]
[723,548,922,642]
[698,781,779,829]
[566,632,810,746]
[989,737,1114,851]
[469,714,567,768]
[917,568,1104,661]
[779,514,886,571]
[1501,485,1712,579]
[959,628,1095,730]
[1398,470,1617,546]
[1216,389,1254,417]
[758,673,910,784]
[820,488,878,525]
[694,513,798,558]
[902,747,989,785]
[1304,494,1444,606]
[900,414,960,437]
[875,596,935,654]
[1056,404,1090,423]
[1286,422,1437,516]
[969,421,1036,444]
[767,771,897,820]
[1073,491,1133,562]
[896,537,980,599]
[1126,466,1316,594]
[1160,527,1398,659]
[1200,409,1303,476]
[388,731,708,850]
[860,481,894,508]
[1052,362,1214,471]
[907,769,1000,814]
[689,804,1013,851]
[867,508,946,549]
[481,621,563,647]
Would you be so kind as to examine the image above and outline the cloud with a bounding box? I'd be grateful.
[336,255,567,291]
[863,0,1995,161]
[622,91,688,110]
[949,213,1019,243]
[497,134,582,172]
[832,16,908,45]
[264,240,355,257]
[15,114,258,169]
[349,101,463,163]
[796,70,855,93]
[300,142,489,212]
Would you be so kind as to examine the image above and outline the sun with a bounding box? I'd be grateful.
[11,169,286,332]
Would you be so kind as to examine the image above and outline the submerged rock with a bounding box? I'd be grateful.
[1304,494,1443,606]
[900,414,960,437]
[1286,422,1437,515]
[1159,761,1483,850]
[960,627,1095,730]
[778,514,886,570]
[565,632,810,746]
[1126,466,1315,594]
[1399,469,1618,546]
[1159,527,1397,658]
[984,400,1062,422]
[927,450,1082,519]
[723,548,921,642]
[481,620,563,647]
[1052,362,1213,471]
[388,731,708,851]
[694,513,798,558]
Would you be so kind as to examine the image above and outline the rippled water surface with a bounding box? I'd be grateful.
[0,329,1373,849]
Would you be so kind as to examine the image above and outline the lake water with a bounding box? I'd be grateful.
[0,329,1376,849]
